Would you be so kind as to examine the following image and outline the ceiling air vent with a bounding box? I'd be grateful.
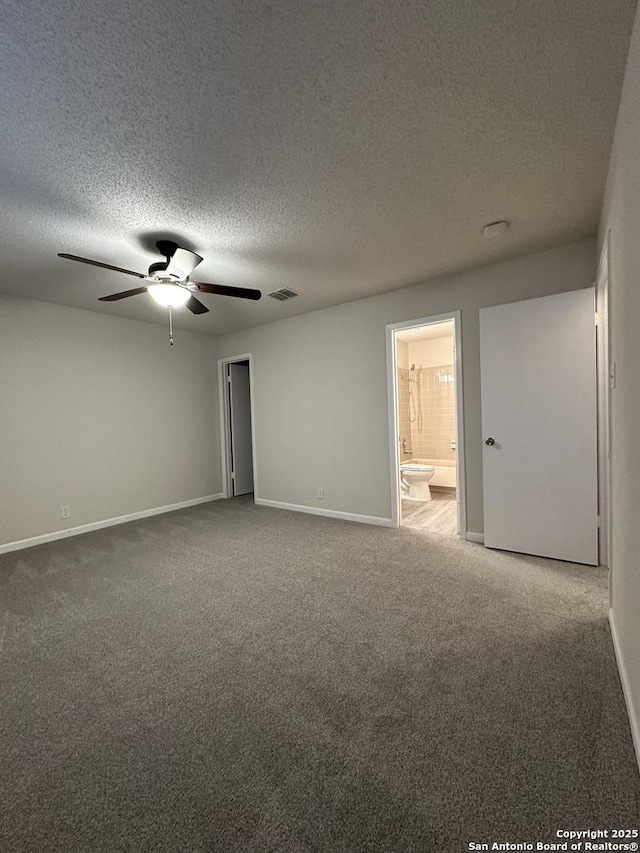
[268,288,300,302]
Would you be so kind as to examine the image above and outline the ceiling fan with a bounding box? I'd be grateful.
[58,239,262,315]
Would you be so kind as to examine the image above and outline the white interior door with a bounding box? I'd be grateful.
[480,289,598,565]
[228,362,254,496]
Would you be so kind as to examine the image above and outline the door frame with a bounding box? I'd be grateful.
[386,311,467,535]
[218,353,258,500]
[596,233,612,572]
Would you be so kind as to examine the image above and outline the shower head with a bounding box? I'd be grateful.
[410,363,416,370]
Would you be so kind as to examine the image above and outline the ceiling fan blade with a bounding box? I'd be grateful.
[192,282,262,301]
[185,295,209,314]
[58,253,145,279]
[98,287,149,301]
[165,248,203,280]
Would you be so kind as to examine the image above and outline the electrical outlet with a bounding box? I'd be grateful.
[60,505,71,520]
[317,487,324,500]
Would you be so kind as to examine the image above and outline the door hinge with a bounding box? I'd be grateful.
[231,471,236,479]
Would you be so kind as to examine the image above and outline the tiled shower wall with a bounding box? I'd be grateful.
[397,368,412,460]
[397,365,456,461]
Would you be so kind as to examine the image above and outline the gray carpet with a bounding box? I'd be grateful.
[0,497,638,852]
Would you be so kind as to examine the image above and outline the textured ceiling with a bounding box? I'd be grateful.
[0,0,636,336]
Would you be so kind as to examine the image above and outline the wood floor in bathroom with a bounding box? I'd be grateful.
[401,488,458,536]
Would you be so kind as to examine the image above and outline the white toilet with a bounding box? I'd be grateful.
[400,461,436,501]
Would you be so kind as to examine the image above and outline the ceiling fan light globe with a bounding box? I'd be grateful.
[147,284,190,309]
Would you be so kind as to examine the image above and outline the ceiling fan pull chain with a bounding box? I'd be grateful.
[168,307,174,346]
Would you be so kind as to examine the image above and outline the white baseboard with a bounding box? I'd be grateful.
[465,531,485,544]
[0,494,225,555]
[609,609,640,775]
[254,498,395,528]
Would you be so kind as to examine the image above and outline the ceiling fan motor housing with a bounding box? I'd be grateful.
[148,261,174,278]
[149,240,182,280]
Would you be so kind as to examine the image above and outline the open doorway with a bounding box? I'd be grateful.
[386,313,466,536]
[219,354,256,499]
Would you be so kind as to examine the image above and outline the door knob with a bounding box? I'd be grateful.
[485,437,495,446]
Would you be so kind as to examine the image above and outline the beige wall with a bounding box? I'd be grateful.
[0,295,221,546]
[214,238,596,531]
[408,335,454,369]
[599,2,640,763]
[396,339,409,370]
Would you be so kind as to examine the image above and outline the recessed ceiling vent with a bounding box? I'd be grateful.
[268,287,300,301]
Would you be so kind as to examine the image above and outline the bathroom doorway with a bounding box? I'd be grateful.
[386,313,466,536]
